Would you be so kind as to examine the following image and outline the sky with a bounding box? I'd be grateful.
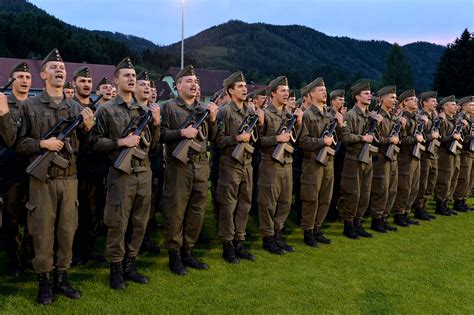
[29,0,473,46]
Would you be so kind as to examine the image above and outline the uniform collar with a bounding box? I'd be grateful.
[354,104,369,117]
[39,90,68,110]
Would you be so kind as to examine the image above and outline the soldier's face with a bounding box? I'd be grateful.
[11,71,31,95]
[41,61,66,88]
[74,76,93,98]
[229,82,247,102]
[272,85,289,106]
[150,88,157,103]
[111,87,117,97]
[356,90,372,105]
[310,86,327,104]
[254,95,266,108]
[382,93,397,109]
[464,102,474,114]
[331,96,344,110]
[424,98,437,111]
[288,97,296,108]
[177,75,199,99]
[404,97,417,111]
[64,88,75,100]
[135,80,151,102]
[97,84,113,101]
[115,69,136,93]
[444,102,457,115]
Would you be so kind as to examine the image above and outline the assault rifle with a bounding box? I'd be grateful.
[385,122,401,161]
[412,119,426,160]
[448,117,464,155]
[358,106,380,164]
[315,119,338,166]
[231,114,259,164]
[426,118,441,156]
[0,78,15,92]
[272,114,297,164]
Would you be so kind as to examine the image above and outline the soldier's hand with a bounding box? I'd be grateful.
[462,119,469,127]
[119,134,141,148]
[276,132,291,143]
[362,134,374,143]
[390,136,399,145]
[236,132,251,143]
[181,125,198,139]
[0,92,9,116]
[340,106,347,115]
[323,136,333,146]
[420,115,429,123]
[454,133,461,140]
[40,137,64,152]
[431,131,440,139]
[149,103,160,125]
[374,114,383,124]
[81,107,94,131]
[294,108,304,125]
[438,112,446,120]
[256,108,265,125]
[207,102,218,122]
[399,117,407,128]
[335,112,344,127]
[416,134,424,142]
[247,102,256,112]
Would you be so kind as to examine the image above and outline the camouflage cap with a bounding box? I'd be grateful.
[223,71,245,89]
[114,57,134,75]
[300,85,309,97]
[73,66,91,79]
[439,95,456,107]
[253,88,267,96]
[268,76,288,92]
[95,77,112,90]
[289,90,296,98]
[458,96,474,107]
[136,71,150,82]
[9,61,31,77]
[418,91,437,103]
[351,81,370,98]
[246,91,255,100]
[377,85,396,97]
[398,89,416,103]
[305,77,325,95]
[175,64,196,81]
[41,48,63,68]
[150,80,156,89]
[63,81,74,89]
[330,89,345,99]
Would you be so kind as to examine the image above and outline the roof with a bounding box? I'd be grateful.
[154,81,173,101]
[164,66,232,96]
[0,57,115,90]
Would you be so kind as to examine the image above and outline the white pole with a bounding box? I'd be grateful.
[181,0,184,69]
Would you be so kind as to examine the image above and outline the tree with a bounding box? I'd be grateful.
[433,29,474,96]
[382,43,414,92]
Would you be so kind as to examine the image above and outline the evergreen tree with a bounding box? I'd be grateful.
[382,43,414,92]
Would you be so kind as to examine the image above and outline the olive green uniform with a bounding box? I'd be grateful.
[453,114,473,202]
[160,97,216,252]
[298,105,335,230]
[17,91,85,273]
[340,105,374,221]
[92,95,160,263]
[215,101,255,241]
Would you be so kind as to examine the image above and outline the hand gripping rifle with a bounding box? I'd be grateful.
[315,119,338,166]
[426,117,441,156]
[0,78,16,92]
[358,105,381,164]
[448,116,464,155]
[272,114,298,164]
[26,116,83,181]
[469,122,474,152]
[411,118,426,160]
[114,112,152,174]
[231,114,259,164]
[385,121,402,161]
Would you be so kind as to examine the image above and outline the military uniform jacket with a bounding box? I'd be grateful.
[461,113,473,152]
[16,90,86,174]
[160,96,217,159]
[215,101,256,155]
[398,111,419,155]
[341,104,372,159]
[92,95,160,165]
[375,108,398,157]
[259,103,300,162]
[298,105,337,158]
[439,113,458,150]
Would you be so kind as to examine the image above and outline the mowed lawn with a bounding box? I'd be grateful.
[0,198,473,314]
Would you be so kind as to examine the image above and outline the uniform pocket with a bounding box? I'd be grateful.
[104,199,121,227]
[257,183,273,205]
[25,202,37,237]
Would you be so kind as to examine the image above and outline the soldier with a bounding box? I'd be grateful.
[252,88,267,110]
[340,82,382,239]
[95,77,114,104]
[160,65,217,275]
[452,96,474,211]
[327,89,347,221]
[288,90,297,111]
[111,86,117,98]
[16,48,95,304]
[369,86,403,232]
[149,80,157,103]
[92,57,161,289]
[392,90,426,227]
[298,77,343,247]
[258,76,303,254]
[63,81,74,100]
[412,92,440,220]
[0,62,33,277]
[215,71,264,263]
[434,95,466,215]
[133,71,161,255]
[72,66,107,265]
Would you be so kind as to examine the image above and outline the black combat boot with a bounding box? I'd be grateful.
[7,254,22,278]
[274,230,295,252]
[453,199,467,212]
[382,217,398,232]
[262,236,286,255]
[222,241,239,264]
[37,272,53,305]
[303,229,318,247]
[123,257,149,284]
[414,208,431,221]
[435,200,451,216]
[354,219,373,238]
[370,218,387,233]
[462,199,472,212]
[109,262,126,289]
[181,247,209,270]
[168,251,187,275]
[140,233,161,255]
[54,270,81,299]
[404,213,420,225]
[314,227,331,244]
[394,214,410,227]
[233,240,256,261]
[343,220,359,239]
[447,200,458,215]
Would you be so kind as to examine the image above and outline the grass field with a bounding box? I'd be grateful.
[0,198,473,314]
